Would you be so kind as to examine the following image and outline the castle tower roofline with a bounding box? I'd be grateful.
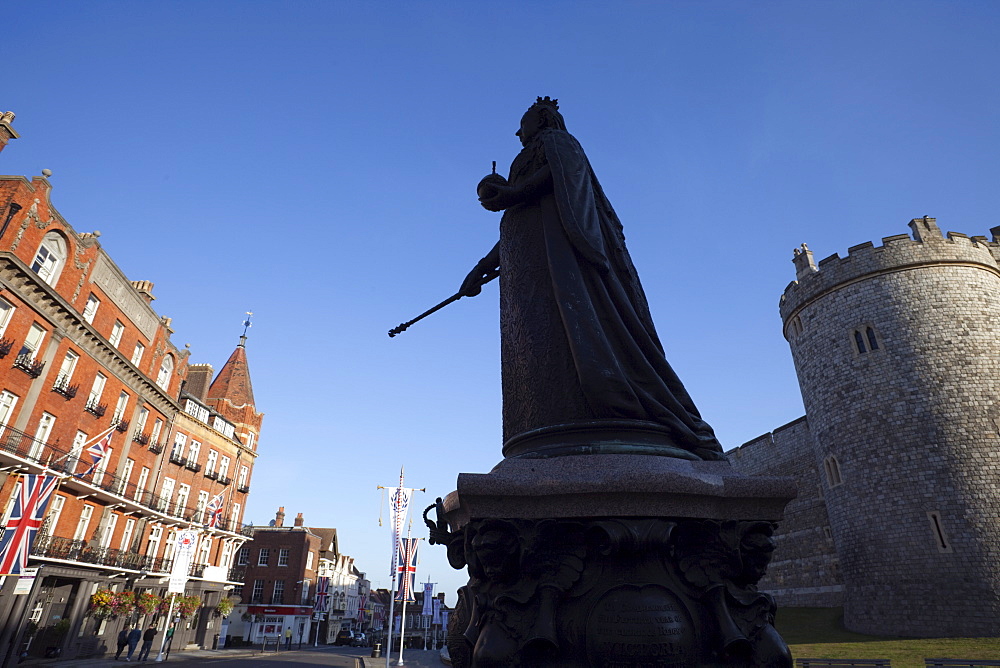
[779,217,1000,325]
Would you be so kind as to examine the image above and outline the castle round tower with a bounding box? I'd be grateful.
[779,217,1000,637]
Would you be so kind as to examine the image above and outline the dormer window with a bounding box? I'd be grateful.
[156,354,174,390]
[31,232,67,286]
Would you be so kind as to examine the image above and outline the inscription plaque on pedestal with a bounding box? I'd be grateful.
[587,585,695,667]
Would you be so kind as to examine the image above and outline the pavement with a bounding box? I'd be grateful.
[18,645,447,668]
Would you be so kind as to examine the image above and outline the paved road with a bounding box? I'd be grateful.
[33,646,446,668]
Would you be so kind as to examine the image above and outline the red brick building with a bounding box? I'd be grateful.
[0,114,262,661]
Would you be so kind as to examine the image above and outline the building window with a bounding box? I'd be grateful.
[866,327,879,351]
[30,413,56,459]
[74,504,94,541]
[853,326,880,354]
[18,323,45,360]
[161,478,175,512]
[156,355,174,390]
[232,503,242,527]
[0,297,14,336]
[150,418,163,445]
[135,467,150,501]
[41,495,64,537]
[237,546,249,566]
[55,350,79,390]
[258,548,270,566]
[0,390,19,437]
[306,551,314,570]
[164,530,177,561]
[112,391,129,424]
[109,320,125,347]
[251,580,264,603]
[301,579,311,604]
[175,484,191,516]
[147,525,162,557]
[118,458,134,494]
[272,580,285,604]
[927,511,953,553]
[823,455,843,488]
[82,294,100,324]
[185,399,210,423]
[98,513,118,549]
[238,466,249,488]
[93,446,112,485]
[198,535,211,565]
[121,518,136,551]
[171,433,187,458]
[278,548,290,567]
[187,440,201,465]
[131,341,145,366]
[219,456,231,480]
[88,373,107,406]
[206,450,218,475]
[196,491,209,523]
[31,232,67,285]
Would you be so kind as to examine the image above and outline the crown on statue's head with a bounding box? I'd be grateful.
[532,96,559,111]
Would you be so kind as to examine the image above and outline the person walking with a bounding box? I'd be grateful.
[125,626,142,661]
[137,624,157,661]
[115,626,131,660]
[284,626,293,650]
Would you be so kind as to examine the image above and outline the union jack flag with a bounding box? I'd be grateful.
[395,538,418,602]
[205,491,226,529]
[314,576,330,613]
[78,431,112,478]
[357,592,367,624]
[0,474,59,575]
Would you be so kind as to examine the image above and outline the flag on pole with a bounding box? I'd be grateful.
[389,483,411,569]
[78,430,113,477]
[395,537,418,602]
[314,576,330,612]
[0,474,59,575]
[357,592,367,625]
[422,582,434,616]
[432,598,442,625]
[205,491,226,528]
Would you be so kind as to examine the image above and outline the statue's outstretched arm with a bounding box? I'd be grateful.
[460,242,500,298]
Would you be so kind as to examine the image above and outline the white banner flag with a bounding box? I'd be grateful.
[432,598,442,625]
[168,530,198,593]
[422,582,434,616]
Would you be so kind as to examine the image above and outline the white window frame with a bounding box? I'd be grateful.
[30,413,56,459]
[121,518,136,551]
[109,320,125,347]
[99,513,119,549]
[175,483,190,516]
[131,341,145,366]
[219,456,231,480]
[146,525,162,557]
[258,547,270,566]
[156,355,174,390]
[112,391,129,424]
[31,232,67,285]
[0,390,19,437]
[44,495,65,536]
[117,458,134,494]
[19,323,45,360]
[187,440,201,466]
[205,450,218,475]
[0,297,14,336]
[196,491,209,523]
[82,294,100,324]
[93,447,112,485]
[278,548,290,567]
[88,373,107,405]
[74,504,94,541]
[55,350,79,389]
[171,433,187,458]
[135,467,150,501]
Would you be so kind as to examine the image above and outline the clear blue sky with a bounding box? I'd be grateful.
[5,1,999,601]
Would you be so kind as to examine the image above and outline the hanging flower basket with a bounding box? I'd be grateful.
[111,590,137,617]
[215,597,235,617]
[135,592,161,615]
[157,593,176,616]
[176,595,202,618]
[88,589,119,620]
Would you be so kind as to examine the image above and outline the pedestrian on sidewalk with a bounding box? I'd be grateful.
[284,626,293,650]
[125,626,142,661]
[115,626,131,660]
[137,624,157,661]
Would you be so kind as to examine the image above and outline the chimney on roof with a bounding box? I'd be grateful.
[185,364,214,402]
[294,513,304,527]
[0,111,19,154]
[131,280,156,304]
[275,507,285,527]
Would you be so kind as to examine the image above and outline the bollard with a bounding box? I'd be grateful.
[371,642,382,658]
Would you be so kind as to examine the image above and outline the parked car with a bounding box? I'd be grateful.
[334,630,354,646]
[350,632,366,647]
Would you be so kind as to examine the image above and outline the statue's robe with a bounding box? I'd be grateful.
[498,127,724,460]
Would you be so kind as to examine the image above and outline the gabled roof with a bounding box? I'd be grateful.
[207,337,256,408]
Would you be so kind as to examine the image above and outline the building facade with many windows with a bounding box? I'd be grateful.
[0,117,263,661]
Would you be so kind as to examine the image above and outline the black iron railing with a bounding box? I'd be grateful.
[0,337,13,358]
[133,432,150,445]
[31,535,173,574]
[148,441,164,454]
[168,452,186,466]
[185,461,202,473]
[237,485,250,494]
[114,420,129,433]
[52,374,79,399]
[84,398,107,417]
[13,353,45,378]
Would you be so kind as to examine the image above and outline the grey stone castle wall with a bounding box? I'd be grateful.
[777,217,1000,637]
[729,417,843,608]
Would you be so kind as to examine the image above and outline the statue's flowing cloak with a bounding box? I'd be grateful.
[499,127,723,459]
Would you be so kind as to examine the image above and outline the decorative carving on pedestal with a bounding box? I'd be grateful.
[429,507,790,667]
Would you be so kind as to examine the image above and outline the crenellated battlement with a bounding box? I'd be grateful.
[779,217,1000,323]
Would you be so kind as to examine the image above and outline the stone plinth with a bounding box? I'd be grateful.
[433,454,797,668]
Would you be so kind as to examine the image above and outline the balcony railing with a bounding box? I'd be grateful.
[0,424,241,536]
[237,485,250,494]
[204,470,218,480]
[114,419,129,433]
[184,461,201,473]
[133,432,150,446]
[13,354,45,378]
[31,535,173,574]
[168,452,186,467]
[84,398,107,417]
[148,441,164,454]
[227,566,246,584]
[0,337,13,358]
[52,374,79,400]
[218,475,231,486]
